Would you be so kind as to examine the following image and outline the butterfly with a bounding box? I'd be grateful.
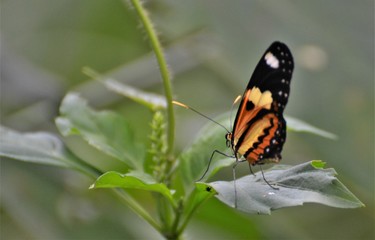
[173,41,294,184]
[225,41,294,168]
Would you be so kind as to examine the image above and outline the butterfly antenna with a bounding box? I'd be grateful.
[173,101,230,133]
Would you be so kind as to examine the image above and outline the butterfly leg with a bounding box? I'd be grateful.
[259,164,279,190]
[232,160,239,208]
[248,163,255,176]
[233,158,247,208]
[197,150,235,181]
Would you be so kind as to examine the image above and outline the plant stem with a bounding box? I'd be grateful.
[74,159,160,232]
[170,199,183,238]
[114,189,161,231]
[126,1,179,238]
[68,154,103,179]
[177,188,216,237]
[128,0,175,160]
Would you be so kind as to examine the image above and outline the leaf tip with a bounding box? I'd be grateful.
[311,160,326,169]
[195,182,217,194]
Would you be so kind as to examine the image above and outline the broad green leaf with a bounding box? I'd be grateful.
[286,116,338,139]
[90,170,176,206]
[0,126,99,177]
[180,182,217,228]
[0,126,71,167]
[209,161,364,214]
[83,67,167,110]
[184,182,217,215]
[56,92,144,170]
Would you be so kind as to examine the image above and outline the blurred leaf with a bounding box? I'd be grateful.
[90,170,176,206]
[83,67,167,110]
[0,126,99,176]
[209,160,364,214]
[177,113,229,191]
[55,92,144,170]
[286,116,337,140]
[0,126,72,167]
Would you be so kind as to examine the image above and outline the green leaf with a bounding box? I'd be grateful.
[0,126,100,177]
[90,170,176,207]
[311,159,326,168]
[0,126,71,167]
[209,161,364,214]
[83,67,167,110]
[286,116,338,140]
[56,92,144,170]
[178,182,217,233]
[184,182,217,216]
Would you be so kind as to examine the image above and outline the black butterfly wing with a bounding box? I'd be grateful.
[247,41,294,112]
[231,41,294,164]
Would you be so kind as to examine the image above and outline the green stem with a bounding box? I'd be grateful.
[114,189,161,231]
[73,159,160,231]
[177,189,216,237]
[170,199,183,238]
[68,155,103,179]
[71,158,160,231]
[157,195,172,232]
[126,1,179,238]
[128,0,175,160]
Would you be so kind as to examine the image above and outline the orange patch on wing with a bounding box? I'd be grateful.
[233,87,273,146]
[247,118,279,164]
[235,114,279,164]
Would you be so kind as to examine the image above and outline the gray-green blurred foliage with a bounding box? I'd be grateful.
[1,0,373,239]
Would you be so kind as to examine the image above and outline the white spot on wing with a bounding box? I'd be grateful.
[265,52,279,69]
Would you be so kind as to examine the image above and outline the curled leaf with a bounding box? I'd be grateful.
[83,67,167,110]
[0,126,100,177]
[0,126,71,168]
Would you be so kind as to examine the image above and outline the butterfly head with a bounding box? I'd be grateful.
[225,132,232,148]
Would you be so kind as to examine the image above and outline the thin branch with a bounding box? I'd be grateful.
[128,0,175,160]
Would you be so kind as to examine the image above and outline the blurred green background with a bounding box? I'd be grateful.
[1,0,374,239]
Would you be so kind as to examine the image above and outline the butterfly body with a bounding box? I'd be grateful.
[227,41,294,166]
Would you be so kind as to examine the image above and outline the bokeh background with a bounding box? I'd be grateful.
[1,0,374,239]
